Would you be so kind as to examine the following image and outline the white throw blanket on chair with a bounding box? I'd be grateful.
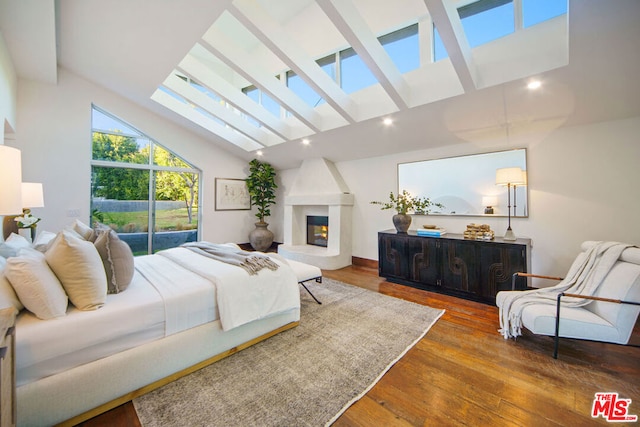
[498,241,632,339]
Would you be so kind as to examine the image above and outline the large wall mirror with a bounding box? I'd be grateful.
[398,149,528,217]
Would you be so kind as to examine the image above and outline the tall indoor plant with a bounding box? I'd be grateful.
[371,190,444,233]
[246,159,278,251]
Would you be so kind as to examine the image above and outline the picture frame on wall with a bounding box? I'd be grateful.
[215,178,251,211]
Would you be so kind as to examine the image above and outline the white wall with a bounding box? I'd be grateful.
[0,32,17,139]
[10,68,256,244]
[278,116,640,285]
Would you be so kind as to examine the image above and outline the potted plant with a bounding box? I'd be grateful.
[371,190,444,233]
[246,159,278,251]
[14,212,41,242]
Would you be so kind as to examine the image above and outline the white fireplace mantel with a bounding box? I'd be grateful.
[278,158,354,270]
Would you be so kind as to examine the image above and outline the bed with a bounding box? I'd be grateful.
[0,227,311,427]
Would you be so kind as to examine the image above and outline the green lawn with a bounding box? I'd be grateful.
[97,207,198,233]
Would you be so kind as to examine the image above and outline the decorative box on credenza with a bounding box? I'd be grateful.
[378,230,531,304]
[0,307,17,427]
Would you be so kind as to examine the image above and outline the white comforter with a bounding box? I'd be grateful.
[17,248,300,387]
[157,247,300,331]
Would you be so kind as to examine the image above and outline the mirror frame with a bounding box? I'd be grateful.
[397,148,528,218]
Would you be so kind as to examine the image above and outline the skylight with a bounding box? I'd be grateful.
[151,0,568,153]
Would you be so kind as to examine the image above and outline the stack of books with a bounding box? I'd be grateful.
[416,227,446,237]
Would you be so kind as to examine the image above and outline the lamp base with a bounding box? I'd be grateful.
[2,215,19,241]
[503,227,517,241]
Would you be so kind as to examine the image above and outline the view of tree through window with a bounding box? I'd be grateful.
[91,106,201,255]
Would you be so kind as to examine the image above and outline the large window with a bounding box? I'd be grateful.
[91,106,201,255]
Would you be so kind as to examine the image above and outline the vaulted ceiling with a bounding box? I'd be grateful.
[1,0,639,169]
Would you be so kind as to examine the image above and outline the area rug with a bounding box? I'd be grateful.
[133,278,444,426]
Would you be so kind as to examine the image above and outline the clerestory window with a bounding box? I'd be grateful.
[90,105,201,255]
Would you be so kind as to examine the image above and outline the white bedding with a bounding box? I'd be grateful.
[16,270,166,387]
[16,247,300,388]
[135,254,217,335]
[158,247,300,331]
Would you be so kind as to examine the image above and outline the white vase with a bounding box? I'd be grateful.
[18,228,32,243]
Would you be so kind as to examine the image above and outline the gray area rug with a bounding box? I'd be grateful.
[133,278,444,427]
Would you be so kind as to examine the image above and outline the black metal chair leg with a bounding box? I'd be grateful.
[554,293,563,359]
[300,282,322,304]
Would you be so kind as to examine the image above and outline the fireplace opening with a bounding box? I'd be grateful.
[307,216,328,247]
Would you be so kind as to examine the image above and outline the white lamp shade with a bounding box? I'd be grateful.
[0,146,23,215]
[496,167,525,186]
[22,182,44,208]
[482,196,498,207]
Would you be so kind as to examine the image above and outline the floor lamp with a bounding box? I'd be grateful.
[0,146,23,240]
[496,167,525,241]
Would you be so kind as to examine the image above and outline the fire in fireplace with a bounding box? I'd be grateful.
[307,216,328,247]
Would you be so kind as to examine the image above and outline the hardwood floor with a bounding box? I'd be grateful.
[77,264,640,427]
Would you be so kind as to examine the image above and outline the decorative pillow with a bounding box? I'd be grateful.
[0,257,24,312]
[94,229,135,294]
[0,232,32,258]
[45,230,107,310]
[33,230,57,252]
[71,219,95,241]
[5,248,68,320]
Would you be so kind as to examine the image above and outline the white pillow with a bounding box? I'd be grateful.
[71,219,95,241]
[0,257,24,312]
[0,233,31,258]
[45,230,107,310]
[5,248,68,320]
[33,230,57,252]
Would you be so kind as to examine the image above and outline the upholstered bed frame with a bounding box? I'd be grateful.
[18,309,300,426]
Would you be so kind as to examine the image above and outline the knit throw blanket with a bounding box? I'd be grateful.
[498,241,633,339]
[181,242,280,275]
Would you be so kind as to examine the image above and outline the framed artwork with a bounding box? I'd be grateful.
[215,178,251,211]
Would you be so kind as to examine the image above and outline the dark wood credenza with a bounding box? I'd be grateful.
[378,230,531,304]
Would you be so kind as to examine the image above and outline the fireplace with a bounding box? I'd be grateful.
[307,216,328,247]
[279,157,354,270]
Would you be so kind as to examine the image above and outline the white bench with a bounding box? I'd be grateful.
[285,258,323,304]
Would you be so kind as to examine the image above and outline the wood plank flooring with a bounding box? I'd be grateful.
[77,264,640,427]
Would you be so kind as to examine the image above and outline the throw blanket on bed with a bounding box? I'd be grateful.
[181,242,279,275]
[497,241,632,339]
[158,246,299,331]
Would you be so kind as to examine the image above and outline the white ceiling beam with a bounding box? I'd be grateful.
[151,90,263,152]
[162,74,283,147]
[316,0,410,110]
[229,0,359,124]
[178,48,292,141]
[202,25,324,133]
[423,0,478,92]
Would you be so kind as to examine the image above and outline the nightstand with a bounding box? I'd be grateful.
[0,307,17,427]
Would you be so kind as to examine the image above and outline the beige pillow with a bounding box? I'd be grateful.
[71,219,95,241]
[45,230,107,310]
[94,229,135,294]
[0,257,24,312]
[5,249,68,320]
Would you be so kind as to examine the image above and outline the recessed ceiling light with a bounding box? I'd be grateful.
[256,150,263,156]
[301,138,310,145]
[383,117,393,126]
[527,80,542,90]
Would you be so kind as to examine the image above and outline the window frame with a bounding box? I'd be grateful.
[90,105,202,254]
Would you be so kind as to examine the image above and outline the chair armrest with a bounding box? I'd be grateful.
[561,293,640,306]
[511,272,564,290]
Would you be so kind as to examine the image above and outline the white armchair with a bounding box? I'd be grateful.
[497,241,640,358]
